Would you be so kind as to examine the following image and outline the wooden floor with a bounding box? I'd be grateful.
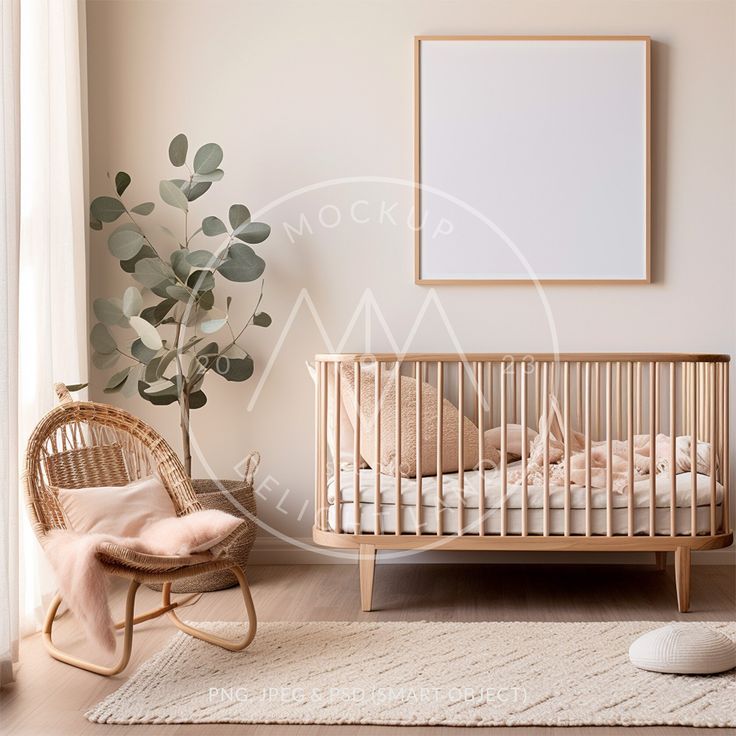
[1,562,735,736]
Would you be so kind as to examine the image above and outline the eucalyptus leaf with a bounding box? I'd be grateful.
[108,228,145,260]
[186,182,211,202]
[187,269,215,293]
[193,143,223,174]
[217,243,265,283]
[131,201,155,215]
[198,290,215,310]
[200,309,228,334]
[214,355,254,382]
[129,316,163,350]
[234,221,271,245]
[166,284,194,303]
[189,390,208,410]
[93,298,125,326]
[228,204,250,231]
[168,133,188,167]
[90,323,117,355]
[65,382,88,392]
[122,286,143,317]
[226,296,232,311]
[133,258,176,288]
[159,179,189,211]
[92,351,119,369]
[131,338,158,364]
[120,244,156,274]
[121,365,141,397]
[140,298,176,326]
[202,216,227,237]
[187,249,218,268]
[103,366,131,393]
[115,172,131,197]
[90,217,103,231]
[191,342,219,374]
[90,196,125,223]
[193,169,224,183]
[253,311,272,327]
[138,380,179,405]
[170,250,191,281]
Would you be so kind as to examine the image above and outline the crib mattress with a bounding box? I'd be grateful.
[326,465,723,536]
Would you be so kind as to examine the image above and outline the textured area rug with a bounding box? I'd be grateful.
[87,620,736,727]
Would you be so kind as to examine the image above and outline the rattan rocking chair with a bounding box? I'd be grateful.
[23,383,257,676]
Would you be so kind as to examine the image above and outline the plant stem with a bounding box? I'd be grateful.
[173,318,192,476]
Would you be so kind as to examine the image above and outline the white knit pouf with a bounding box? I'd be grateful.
[629,623,736,674]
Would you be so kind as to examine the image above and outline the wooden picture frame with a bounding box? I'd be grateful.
[414,36,651,285]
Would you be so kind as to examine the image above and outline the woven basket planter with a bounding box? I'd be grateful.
[149,453,259,593]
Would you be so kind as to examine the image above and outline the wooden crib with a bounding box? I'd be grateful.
[312,354,732,612]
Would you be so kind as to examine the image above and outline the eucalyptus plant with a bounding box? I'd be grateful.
[89,134,271,476]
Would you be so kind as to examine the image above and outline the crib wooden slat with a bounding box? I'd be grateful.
[487,362,494,429]
[723,364,730,534]
[606,361,613,537]
[395,361,401,536]
[320,361,329,531]
[314,361,320,530]
[710,362,717,536]
[374,362,382,535]
[543,362,550,537]
[436,361,443,536]
[649,361,656,537]
[354,361,361,535]
[635,361,643,435]
[616,361,622,439]
[670,362,676,536]
[535,364,541,432]
[563,361,571,536]
[415,361,422,536]
[334,363,341,534]
[512,359,518,424]
[577,361,583,430]
[458,361,464,536]
[478,362,486,537]
[594,362,601,440]
[691,362,697,536]
[501,361,508,536]
[521,365,528,537]
[585,362,592,537]
[627,362,634,536]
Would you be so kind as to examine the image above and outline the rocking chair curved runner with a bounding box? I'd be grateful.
[23,384,257,676]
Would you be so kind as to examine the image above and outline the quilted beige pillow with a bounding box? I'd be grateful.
[341,362,496,478]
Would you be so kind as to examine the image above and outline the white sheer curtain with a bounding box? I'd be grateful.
[0,0,20,690]
[1,0,87,685]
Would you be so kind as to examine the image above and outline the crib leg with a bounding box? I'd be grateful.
[654,552,667,571]
[359,544,377,612]
[674,546,691,613]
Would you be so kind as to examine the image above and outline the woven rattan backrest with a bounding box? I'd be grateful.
[23,393,201,542]
[44,444,130,489]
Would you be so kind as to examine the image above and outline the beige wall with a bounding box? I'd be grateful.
[86,0,735,561]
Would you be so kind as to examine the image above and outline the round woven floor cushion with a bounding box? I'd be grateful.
[629,623,736,674]
[149,478,257,593]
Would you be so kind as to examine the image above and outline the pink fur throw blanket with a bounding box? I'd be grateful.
[508,394,712,492]
[44,510,243,652]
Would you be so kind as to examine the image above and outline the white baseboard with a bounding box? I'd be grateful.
[249,536,736,566]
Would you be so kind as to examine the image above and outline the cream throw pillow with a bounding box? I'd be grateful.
[56,475,177,537]
[341,362,497,478]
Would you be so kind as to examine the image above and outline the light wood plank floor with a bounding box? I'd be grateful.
[1,563,735,736]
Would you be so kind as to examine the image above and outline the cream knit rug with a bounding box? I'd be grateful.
[87,620,736,727]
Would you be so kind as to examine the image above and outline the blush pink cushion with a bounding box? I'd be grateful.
[56,475,177,537]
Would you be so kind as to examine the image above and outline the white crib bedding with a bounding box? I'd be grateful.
[326,465,724,536]
[327,463,723,510]
[327,501,721,536]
